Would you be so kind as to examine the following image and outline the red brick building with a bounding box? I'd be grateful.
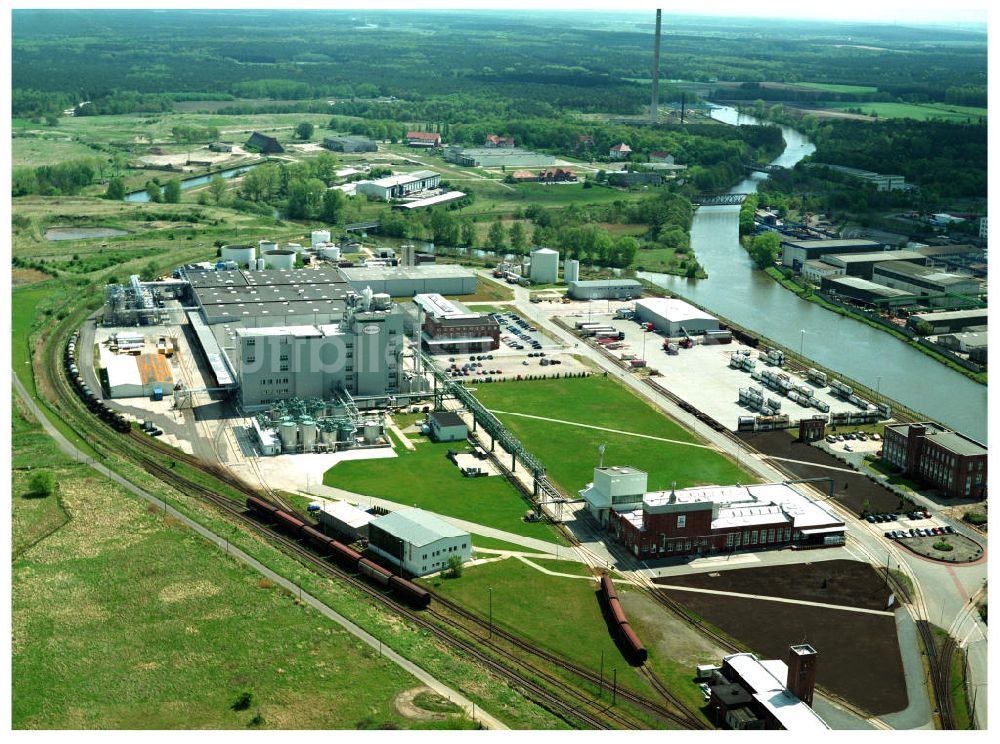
[413,293,499,354]
[882,422,987,499]
[406,131,442,148]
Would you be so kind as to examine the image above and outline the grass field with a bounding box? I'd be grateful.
[472,376,756,495]
[797,82,879,94]
[12,136,106,168]
[11,283,57,389]
[824,101,987,122]
[324,435,568,545]
[11,401,469,730]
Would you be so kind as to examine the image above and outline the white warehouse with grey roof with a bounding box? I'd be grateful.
[367,507,471,576]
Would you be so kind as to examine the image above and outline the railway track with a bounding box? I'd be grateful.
[916,620,958,729]
[44,318,691,730]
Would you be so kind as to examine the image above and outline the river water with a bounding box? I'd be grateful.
[641,106,987,442]
[124,163,263,203]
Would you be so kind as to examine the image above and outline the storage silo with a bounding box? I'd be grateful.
[279,420,298,452]
[221,244,256,266]
[259,239,278,255]
[300,418,317,452]
[362,420,382,443]
[318,243,341,261]
[373,293,392,311]
[338,420,356,447]
[530,248,559,284]
[311,230,331,247]
[264,250,296,269]
[564,258,580,283]
[286,242,303,253]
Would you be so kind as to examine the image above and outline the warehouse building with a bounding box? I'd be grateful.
[809,163,907,191]
[567,279,642,300]
[871,262,980,303]
[634,297,719,335]
[314,500,376,541]
[355,170,441,201]
[323,135,377,152]
[780,239,883,272]
[819,276,915,307]
[443,146,555,168]
[907,308,988,334]
[800,260,845,284]
[529,248,559,284]
[367,507,472,577]
[882,422,987,499]
[707,647,829,730]
[406,131,441,148]
[340,264,477,297]
[426,411,468,443]
[101,348,174,399]
[413,293,500,353]
[819,250,927,280]
[937,331,987,355]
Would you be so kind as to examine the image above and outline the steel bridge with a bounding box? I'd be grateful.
[693,193,748,206]
[345,221,380,233]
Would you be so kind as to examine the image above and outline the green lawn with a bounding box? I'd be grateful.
[12,136,106,168]
[11,283,58,389]
[324,436,568,545]
[12,401,462,730]
[471,534,548,554]
[825,101,987,122]
[472,376,756,495]
[423,558,654,697]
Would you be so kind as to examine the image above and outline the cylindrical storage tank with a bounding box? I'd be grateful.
[373,293,391,311]
[564,258,580,283]
[320,425,335,444]
[279,421,298,452]
[318,243,341,261]
[362,420,382,443]
[338,421,356,445]
[311,230,331,247]
[264,250,295,269]
[529,247,559,284]
[300,418,317,452]
[286,242,303,253]
[221,244,256,266]
[259,240,278,255]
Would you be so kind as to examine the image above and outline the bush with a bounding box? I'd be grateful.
[28,469,56,498]
[446,554,463,578]
[933,541,954,552]
[231,689,253,711]
[964,511,988,526]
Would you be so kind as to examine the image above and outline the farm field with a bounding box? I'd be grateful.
[11,402,458,730]
[824,101,987,122]
[794,82,879,94]
[473,376,756,495]
[324,435,569,545]
[655,560,907,715]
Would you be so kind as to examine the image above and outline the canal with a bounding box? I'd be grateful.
[124,162,264,203]
[641,105,987,442]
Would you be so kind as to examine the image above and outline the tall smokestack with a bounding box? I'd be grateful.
[650,9,662,124]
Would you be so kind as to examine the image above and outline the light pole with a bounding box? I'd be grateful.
[876,376,883,396]
[799,329,807,358]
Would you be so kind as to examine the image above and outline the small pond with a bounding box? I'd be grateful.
[44,227,131,241]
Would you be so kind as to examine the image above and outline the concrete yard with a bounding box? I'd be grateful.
[552,308,870,431]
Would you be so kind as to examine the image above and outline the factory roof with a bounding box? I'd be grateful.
[339,264,476,280]
[910,308,988,322]
[913,244,980,258]
[725,653,829,730]
[885,422,987,457]
[317,500,376,529]
[103,353,142,389]
[186,269,249,288]
[244,267,346,286]
[372,507,469,547]
[413,293,478,319]
[188,311,236,386]
[569,279,642,288]
[136,353,173,385]
[782,238,882,250]
[363,170,440,188]
[235,325,325,338]
[822,276,914,298]
[428,411,467,429]
[395,191,467,209]
[940,331,988,348]
[873,260,978,287]
[824,250,925,264]
[196,283,349,304]
[200,299,345,322]
[635,297,716,323]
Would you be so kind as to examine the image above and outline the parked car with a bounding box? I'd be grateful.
[943,526,955,534]
[866,515,877,523]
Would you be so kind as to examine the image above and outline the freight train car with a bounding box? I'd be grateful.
[599,575,647,663]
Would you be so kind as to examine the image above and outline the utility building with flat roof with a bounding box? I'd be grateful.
[634,297,719,335]
[426,411,468,442]
[355,170,441,200]
[908,308,988,334]
[339,264,477,297]
[367,507,472,577]
[414,293,499,353]
[567,279,642,300]
[871,261,981,302]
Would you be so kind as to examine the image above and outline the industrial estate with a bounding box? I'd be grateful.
[12,6,987,734]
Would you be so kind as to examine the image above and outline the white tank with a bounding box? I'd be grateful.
[530,247,559,284]
[264,250,296,269]
[221,244,256,266]
[362,420,382,443]
[311,230,331,247]
[318,243,341,261]
[259,239,278,254]
[373,292,391,310]
[286,242,303,253]
[279,421,298,452]
[300,419,317,452]
[564,258,580,283]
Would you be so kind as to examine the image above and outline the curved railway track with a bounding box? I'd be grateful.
[45,317,699,730]
[916,620,958,730]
